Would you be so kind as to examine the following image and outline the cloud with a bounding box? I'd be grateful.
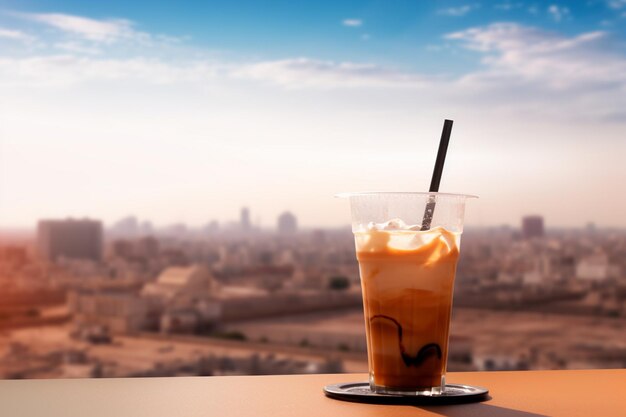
[0,27,35,43]
[446,23,626,95]
[0,55,219,87]
[16,12,149,43]
[54,41,102,55]
[2,54,429,91]
[547,5,571,22]
[227,23,626,120]
[437,4,478,16]
[447,23,603,53]
[607,0,626,9]
[342,19,362,27]
[1,14,625,123]
[8,22,621,99]
[494,2,524,11]
[442,23,626,122]
[231,58,428,89]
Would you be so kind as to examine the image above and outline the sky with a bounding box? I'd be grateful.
[0,0,625,229]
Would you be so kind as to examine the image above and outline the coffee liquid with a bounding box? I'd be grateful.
[356,227,459,391]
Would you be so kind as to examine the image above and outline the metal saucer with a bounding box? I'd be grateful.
[323,382,489,405]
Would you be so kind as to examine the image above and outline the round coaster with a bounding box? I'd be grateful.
[323,382,489,405]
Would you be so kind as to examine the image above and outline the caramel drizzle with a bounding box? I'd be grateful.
[370,315,442,367]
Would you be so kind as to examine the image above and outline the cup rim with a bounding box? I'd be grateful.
[335,191,479,199]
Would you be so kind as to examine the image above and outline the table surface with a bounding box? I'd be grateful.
[0,369,624,417]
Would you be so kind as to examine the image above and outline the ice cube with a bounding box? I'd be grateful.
[382,218,407,230]
[366,221,379,231]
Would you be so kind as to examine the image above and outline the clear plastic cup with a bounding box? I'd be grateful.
[339,192,476,395]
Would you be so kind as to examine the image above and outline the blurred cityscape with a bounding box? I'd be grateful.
[0,208,625,379]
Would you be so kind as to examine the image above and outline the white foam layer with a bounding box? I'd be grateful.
[365,218,423,232]
[356,219,459,252]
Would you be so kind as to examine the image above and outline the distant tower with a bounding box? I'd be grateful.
[240,207,251,231]
[38,219,103,262]
[205,220,219,234]
[522,215,544,239]
[139,221,153,235]
[111,216,138,237]
[277,212,297,235]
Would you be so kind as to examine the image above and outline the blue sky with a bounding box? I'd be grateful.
[3,1,625,71]
[0,1,625,228]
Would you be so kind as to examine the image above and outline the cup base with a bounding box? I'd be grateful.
[369,375,445,396]
[323,380,489,404]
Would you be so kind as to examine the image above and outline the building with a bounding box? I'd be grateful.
[0,246,27,266]
[240,207,251,231]
[110,216,139,237]
[277,212,297,235]
[136,236,159,258]
[111,240,134,260]
[69,289,152,333]
[141,265,221,307]
[38,219,103,263]
[142,265,223,333]
[522,216,544,239]
[576,252,609,281]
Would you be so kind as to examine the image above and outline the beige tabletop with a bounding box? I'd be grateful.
[0,369,624,417]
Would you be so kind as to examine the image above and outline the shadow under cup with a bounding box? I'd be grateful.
[342,192,475,396]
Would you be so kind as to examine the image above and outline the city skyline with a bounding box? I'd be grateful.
[1,1,625,228]
[0,210,620,237]
[1,203,625,379]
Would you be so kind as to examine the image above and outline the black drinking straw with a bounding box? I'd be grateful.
[420,119,454,231]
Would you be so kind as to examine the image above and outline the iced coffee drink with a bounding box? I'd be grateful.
[356,222,459,394]
[341,192,473,395]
